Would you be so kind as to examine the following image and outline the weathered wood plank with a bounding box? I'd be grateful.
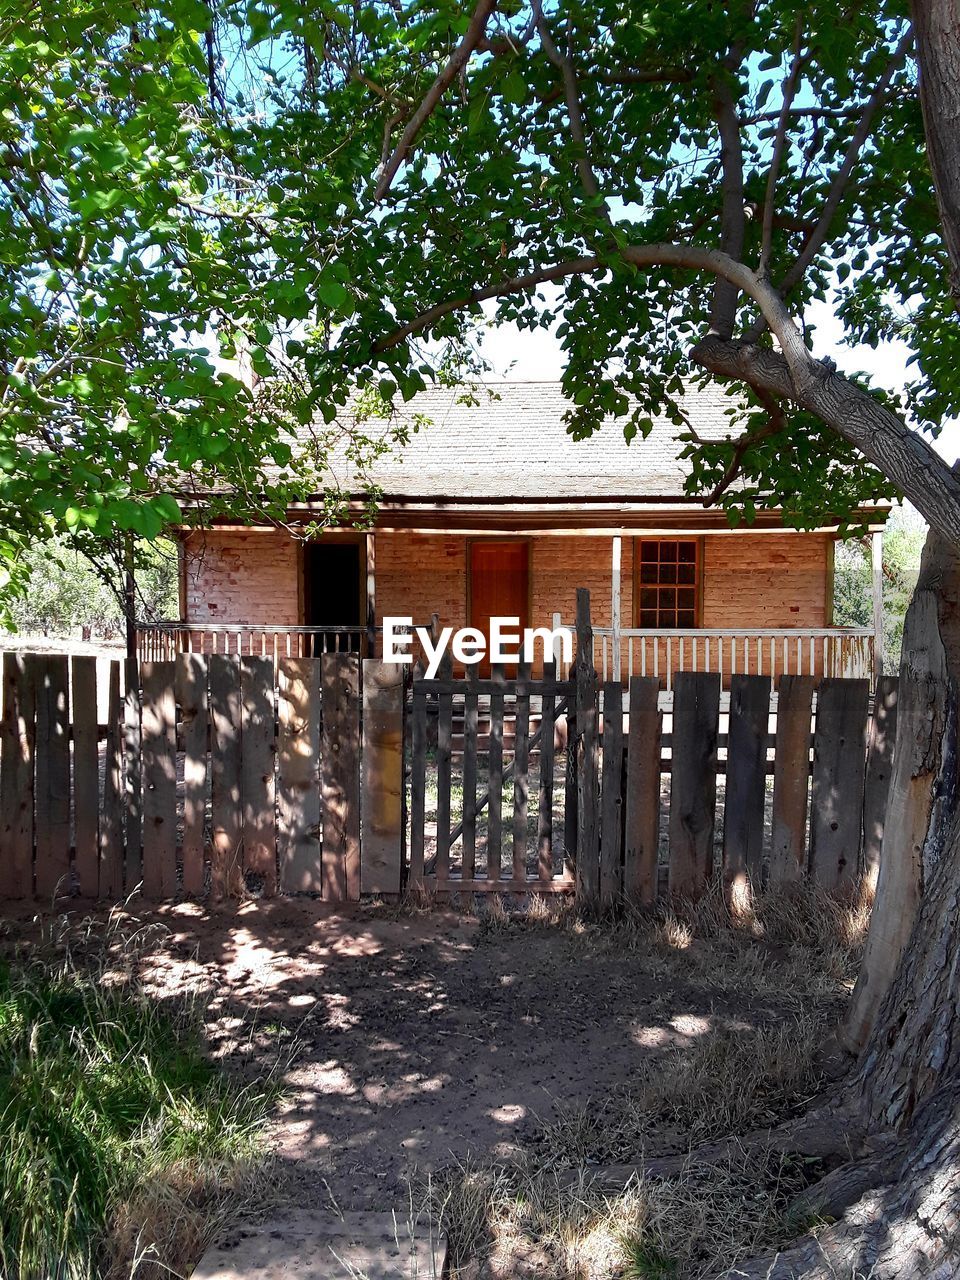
[512,661,531,882]
[723,675,771,892]
[461,668,479,881]
[668,671,720,900]
[124,657,142,891]
[278,658,322,892]
[623,676,661,904]
[209,656,243,900]
[241,656,277,897]
[563,707,577,874]
[575,589,600,901]
[810,678,870,889]
[360,660,404,895]
[70,657,99,896]
[176,654,207,897]
[769,675,817,884]
[538,662,557,883]
[141,661,178,899]
[435,656,453,886]
[487,666,505,880]
[408,686,428,889]
[99,661,124,898]
[35,655,70,899]
[321,653,361,902]
[599,681,624,903]
[0,653,35,899]
[862,675,899,887]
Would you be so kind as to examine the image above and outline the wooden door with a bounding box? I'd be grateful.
[469,541,530,675]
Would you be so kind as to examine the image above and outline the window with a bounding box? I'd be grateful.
[635,539,700,628]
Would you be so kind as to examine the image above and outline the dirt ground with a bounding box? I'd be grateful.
[8,896,839,1216]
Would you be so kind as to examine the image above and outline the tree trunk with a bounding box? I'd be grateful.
[912,0,960,311]
[842,529,960,1052]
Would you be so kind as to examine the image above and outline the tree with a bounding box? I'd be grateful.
[10,0,960,1269]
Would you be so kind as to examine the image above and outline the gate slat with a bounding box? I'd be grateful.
[241,656,277,897]
[360,660,404,894]
[462,669,479,881]
[210,656,243,900]
[99,661,124,898]
[487,666,504,880]
[537,661,557,883]
[769,675,816,883]
[35,655,70,899]
[624,676,661,904]
[862,675,899,886]
[71,657,99,896]
[512,661,531,882]
[409,684,427,889]
[435,666,453,886]
[563,704,577,873]
[0,653,35,899]
[668,671,720,900]
[599,681,623,903]
[723,675,771,892]
[575,590,600,900]
[141,660,178,899]
[810,678,870,888]
[124,657,142,891]
[177,654,207,896]
[278,657,322,893]
[321,653,360,901]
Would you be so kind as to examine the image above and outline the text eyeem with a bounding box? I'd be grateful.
[382,617,572,679]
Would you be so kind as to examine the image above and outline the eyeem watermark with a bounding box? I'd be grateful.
[383,617,572,679]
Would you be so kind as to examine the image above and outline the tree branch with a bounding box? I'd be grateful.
[702,389,786,503]
[709,47,747,337]
[535,1,604,205]
[373,0,498,201]
[759,20,805,278]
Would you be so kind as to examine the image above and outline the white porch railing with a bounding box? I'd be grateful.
[136,622,371,663]
[554,624,877,688]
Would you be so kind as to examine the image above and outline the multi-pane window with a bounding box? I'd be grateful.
[636,539,699,628]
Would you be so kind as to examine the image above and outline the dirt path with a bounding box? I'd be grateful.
[108,898,811,1212]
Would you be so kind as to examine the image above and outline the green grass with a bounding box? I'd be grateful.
[0,930,277,1280]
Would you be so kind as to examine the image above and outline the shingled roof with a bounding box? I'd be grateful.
[324,379,741,502]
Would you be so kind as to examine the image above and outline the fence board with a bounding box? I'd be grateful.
[564,706,577,872]
[70,657,99,896]
[241,656,277,896]
[624,676,661,904]
[141,661,178,899]
[0,653,35,898]
[723,675,771,891]
[462,670,479,880]
[322,653,361,901]
[210,656,243,900]
[600,681,624,903]
[769,675,816,883]
[512,662,531,882]
[409,686,427,889]
[810,678,870,889]
[538,662,557,883]
[862,676,899,886]
[35,655,70,898]
[668,671,720,899]
[361,660,404,894]
[575,589,600,900]
[124,657,142,890]
[487,667,505,880]
[435,668,453,886]
[99,661,124,897]
[278,657,323,893]
[177,654,207,896]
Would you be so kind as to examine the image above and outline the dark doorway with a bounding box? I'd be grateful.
[303,541,362,653]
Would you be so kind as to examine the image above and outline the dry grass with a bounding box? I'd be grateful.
[420,877,869,1280]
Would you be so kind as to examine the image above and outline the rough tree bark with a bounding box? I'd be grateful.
[912,0,960,309]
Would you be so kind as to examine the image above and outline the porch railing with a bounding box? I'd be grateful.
[136,622,372,663]
[553,623,877,688]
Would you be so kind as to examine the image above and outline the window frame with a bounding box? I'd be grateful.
[632,537,703,630]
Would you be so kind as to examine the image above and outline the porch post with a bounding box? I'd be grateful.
[611,534,622,682]
[871,528,884,681]
[365,533,376,658]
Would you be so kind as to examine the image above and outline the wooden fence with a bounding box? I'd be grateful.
[0,599,898,907]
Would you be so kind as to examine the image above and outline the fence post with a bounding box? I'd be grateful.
[810,678,870,889]
[623,675,661,904]
[862,675,899,890]
[360,659,404,894]
[322,652,361,901]
[123,656,142,892]
[668,671,720,900]
[0,652,35,900]
[599,679,623,902]
[575,588,600,902]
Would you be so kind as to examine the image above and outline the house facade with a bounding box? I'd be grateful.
[143,382,886,684]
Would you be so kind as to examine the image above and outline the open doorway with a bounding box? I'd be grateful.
[303,540,363,653]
